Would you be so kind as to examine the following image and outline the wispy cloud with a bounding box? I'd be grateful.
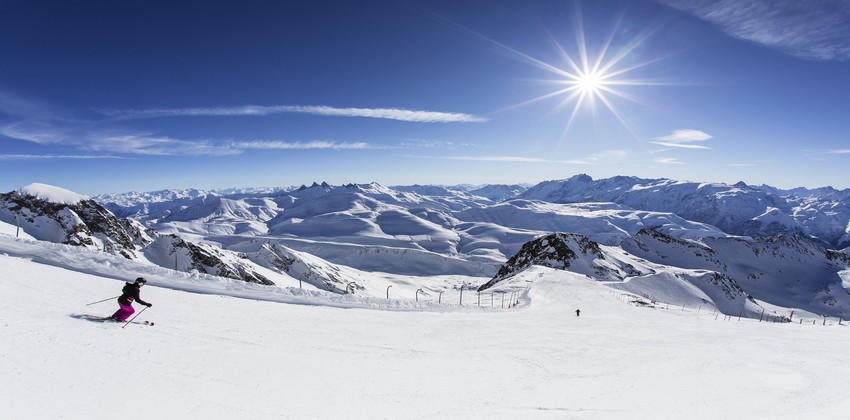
[651,141,710,150]
[554,149,629,165]
[86,134,384,156]
[441,155,554,163]
[805,148,850,156]
[399,139,478,149]
[657,0,850,61]
[655,157,686,165]
[0,120,68,144]
[85,133,240,156]
[0,92,478,158]
[1,119,383,156]
[0,90,64,119]
[423,149,628,165]
[651,129,712,149]
[233,140,379,150]
[99,105,488,123]
[0,154,128,160]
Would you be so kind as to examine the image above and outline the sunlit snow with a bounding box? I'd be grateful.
[2,235,849,419]
[18,183,88,204]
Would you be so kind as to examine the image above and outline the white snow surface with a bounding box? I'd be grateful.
[18,182,88,204]
[0,220,34,239]
[2,238,849,419]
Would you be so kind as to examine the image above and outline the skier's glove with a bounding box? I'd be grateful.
[146,303,153,307]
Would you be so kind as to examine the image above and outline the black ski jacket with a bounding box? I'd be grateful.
[118,282,150,307]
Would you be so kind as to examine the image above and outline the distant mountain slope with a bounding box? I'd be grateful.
[2,184,283,284]
[482,230,850,318]
[454,199,727,245]
[479,232,765,317]
[7,177,850,317]
[92,180,750,278]
[467,184,529,201]
[111,182,731,276]
[392,183,529,202]
[519,174,850,247]
[622,229,850,316]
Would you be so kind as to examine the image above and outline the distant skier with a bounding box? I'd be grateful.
[110,277,152,321]
[575,309,581,317]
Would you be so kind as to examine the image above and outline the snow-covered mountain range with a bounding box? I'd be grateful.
[520,174,850,248]
[2,174,850,320]
[480,230,850,318]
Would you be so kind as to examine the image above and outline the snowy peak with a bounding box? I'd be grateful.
[1,186,137,258]
[392,184,460,197]
[623,229,850,316]
[520,174,850,247]
[479,232,651,290]
[95,187,220,207]
[1,185,279,284]
[18,183,88,204]
[467,184,529,202]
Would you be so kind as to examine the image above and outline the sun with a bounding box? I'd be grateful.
[574,69,606,95]
[436,1,668,139]
[542,37,656,138]
[482,3,670,140]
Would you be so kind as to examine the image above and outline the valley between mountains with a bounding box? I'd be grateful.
[2,174,849,320]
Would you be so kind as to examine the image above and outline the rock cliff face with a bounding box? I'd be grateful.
[1,185,276,285]
[247,243,353,291]
[479,228,850,317]
[478,232,651,290]
[0,187,137,258]
[143,235,274,285]
[622,229,850,315]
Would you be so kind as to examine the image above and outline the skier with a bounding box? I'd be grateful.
[110,277,152,321]
[575,309,581,317]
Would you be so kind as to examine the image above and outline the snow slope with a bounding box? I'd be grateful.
[519,174,850,247]
[0,219,33,239]
[2,255,848,419]
[19,183,88,204]
[100,182,734,273]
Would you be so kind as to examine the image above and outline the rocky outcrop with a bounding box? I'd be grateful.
[478,232,651,290]
[0,188,137,258]
[145,235,274,285]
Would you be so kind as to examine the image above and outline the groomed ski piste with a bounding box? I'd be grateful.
[2,227,849,419]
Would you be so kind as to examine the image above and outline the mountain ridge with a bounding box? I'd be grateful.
[4,174,850,318]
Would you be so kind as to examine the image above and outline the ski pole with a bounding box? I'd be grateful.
[122,306,149,329]
[86,295,121,306]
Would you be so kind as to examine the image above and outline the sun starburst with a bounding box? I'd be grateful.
[575,69,605,95]
[430,1,673,141]
[479,3,673,142]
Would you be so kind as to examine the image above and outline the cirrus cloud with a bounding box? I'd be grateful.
[99,104,488,123]
[0,154,128,160]
[651,129,712,149]
[657,0,850,61]
[233,140,379,150]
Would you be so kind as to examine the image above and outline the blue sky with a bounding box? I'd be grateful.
[1,0,849,194]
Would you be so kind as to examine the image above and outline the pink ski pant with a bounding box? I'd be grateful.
[112,303,135,321]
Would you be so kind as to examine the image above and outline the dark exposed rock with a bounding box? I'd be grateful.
[0,190,137,258]
[164,235,274,285]
[478,232,639,291]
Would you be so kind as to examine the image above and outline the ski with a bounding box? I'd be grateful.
[71,314,154,326]
[115,318,154,326]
